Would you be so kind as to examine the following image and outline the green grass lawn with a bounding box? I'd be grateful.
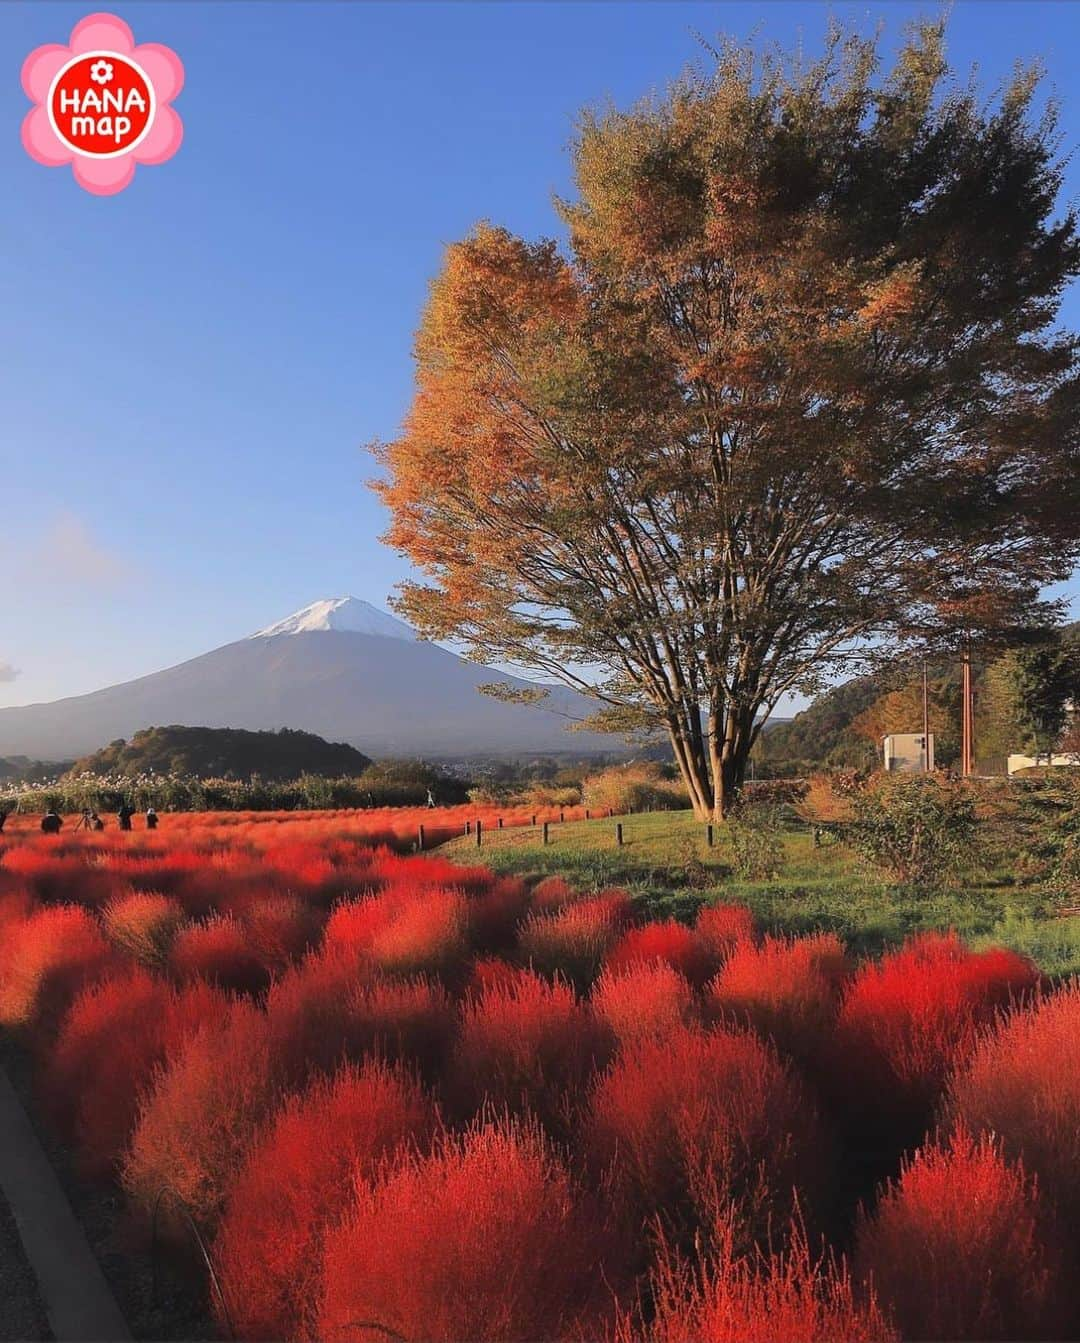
[441,808,1080,973]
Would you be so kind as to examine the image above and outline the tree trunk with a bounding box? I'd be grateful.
[665,713,754,820]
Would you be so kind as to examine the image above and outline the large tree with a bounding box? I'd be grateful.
[376,24,1080,817]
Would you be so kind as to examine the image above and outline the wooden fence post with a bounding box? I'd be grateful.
[706,824,714,848]
[418,824,425,851]
[543,821,550,846]
[616,823,624,847]
[476,819,483,848]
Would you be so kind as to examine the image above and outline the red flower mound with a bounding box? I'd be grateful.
[264,947,370,1083]
[235,895,319,974]
[637,1218,897,1343]
[707,933,847,1062]
[102,892,184,965]
[592,961,696,1043]
[831,934,1038,1149]
[468,876,529,954]
[518,892,630,989]
[949,982,1080,1224]
[695,902,757,961]
[316,1118,617,1343]
[214,1060,435,1341]
[530,876,576,912]
[43,969,229,1176]
[450,968,612,1135]
[589,1024,820,1251]
[124,999,281,1230]
[346,974,457,1084]
[170,915,274,996]
[853,1128,1063,1340]
[368,887,468,982]
[606,920,715,986]
[322,895,394,955]
[0,904,116,1034]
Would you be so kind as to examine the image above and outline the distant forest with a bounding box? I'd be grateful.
[71,726,371,782]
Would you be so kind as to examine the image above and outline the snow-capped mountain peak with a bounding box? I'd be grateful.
[251,597,416,641]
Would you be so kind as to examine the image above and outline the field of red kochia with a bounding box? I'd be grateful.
[1,809,1079,1342]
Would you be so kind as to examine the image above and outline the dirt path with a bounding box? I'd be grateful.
[0,1067,131,1342]
[0,1186,52,1342]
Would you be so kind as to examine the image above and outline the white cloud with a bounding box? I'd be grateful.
[0,662,19,683]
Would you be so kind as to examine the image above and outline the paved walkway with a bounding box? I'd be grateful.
[0,1067,131,1342]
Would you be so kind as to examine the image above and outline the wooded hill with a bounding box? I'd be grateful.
[69,726,371,782]
[760,624,1080,773]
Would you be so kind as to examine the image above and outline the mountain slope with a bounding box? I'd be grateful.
[0,598,614,760]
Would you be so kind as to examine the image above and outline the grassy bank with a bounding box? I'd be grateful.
[442,809,1080,973]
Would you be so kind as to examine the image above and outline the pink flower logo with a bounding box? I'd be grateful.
[21,12,183,196]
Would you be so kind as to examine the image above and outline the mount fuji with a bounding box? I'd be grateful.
[0,598,614,762]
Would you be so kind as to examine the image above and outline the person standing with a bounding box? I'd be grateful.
[117,800,134,832]
[145,805,159,830]
[41,807,62,835]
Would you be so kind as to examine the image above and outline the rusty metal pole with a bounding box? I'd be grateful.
[961,643,973,777]
[923,659,930,772]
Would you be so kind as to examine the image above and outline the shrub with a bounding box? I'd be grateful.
[592,961,696,1044]
[848,777,977,885]
[727,803,785,880]
[450,969,611,1135]
[368,887,468,982]
[0,904,116,1034]
[316,1118,617,1343]
[468,877,530,955]
[264,947,370,1083]
[102,892,185,965]
[581,761,689,815]
[637,1217,896,1343]
[694,903,756,961]
[214,1060,435,1341]
[832,934,1039,1153]
[706,933,847,1062]
[236,895,319,973]
[170,915,273,996]
[605,920,715,986]
[948,981,1080,1224]
[530,876,576,912]
[346,974,457,1084]
[853,1128,1063,1340]
[519,891,631,989]
[588,1024,820,1255]
[43,970,229,1176]
[123,999,281,1230]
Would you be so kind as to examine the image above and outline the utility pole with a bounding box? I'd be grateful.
[922,659,930,772]
[960,641,974,777]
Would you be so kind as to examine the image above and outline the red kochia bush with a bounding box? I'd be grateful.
[170,915,274,996]
[317,1119,617,1343]
[949,981,1080,1224]
[831,934,1038,1149]
[589,1024,819,1252]
[346,974,457,1084]
[707,933,847,1062]
[234,894,319,974]
[43,969,229,1176]
[124,999,281,1229]
[605,920,715,986]
[368,887,468,982]
[450,968,611,1134]
[264,947,370,1082]
[102,892,184,965]
[592,961,696,1043]
[214,1060,435,1341]
[518,891,631,989]
[637,1218,897,1343]
[0,904,116,1034]
[695,902,757,961]
[853,1128,1063,1340]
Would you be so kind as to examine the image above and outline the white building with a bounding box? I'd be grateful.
[883,732,935,772]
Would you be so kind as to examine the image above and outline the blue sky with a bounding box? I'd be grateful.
[2,1,1079,712]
